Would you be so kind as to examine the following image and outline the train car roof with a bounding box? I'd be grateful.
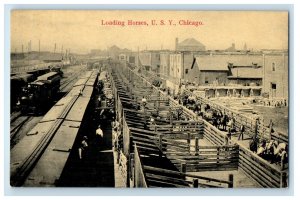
[81,86,94,98]
[67,85,85,97]
[65,97,91,121]
[23,120,81,186]
[73,78,88,87]
[11,73,34,80]
[31,81,45,86]
[40,96,74,122]
[37,72,58,81]
[10,120,56,175]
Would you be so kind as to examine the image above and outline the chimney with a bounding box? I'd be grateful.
[175,38,179,50]
[243,43,247,51]
[232,43,235,49]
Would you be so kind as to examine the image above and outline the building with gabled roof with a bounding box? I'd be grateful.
[175,37,206,51]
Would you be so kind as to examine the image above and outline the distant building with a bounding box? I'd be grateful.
[175,38,206,51]
[227,54,263,86]
[169,53,183,82]
[138,51,160,72]
[187,55,229,85]
[225,43,237,52]
[160,52,171,76]
[262,51,288,99]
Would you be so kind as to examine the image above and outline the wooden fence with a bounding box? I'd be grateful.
[238,144,288,188]
[143,165,233,188]
[133,145,148,187]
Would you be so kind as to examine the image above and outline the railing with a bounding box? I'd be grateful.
[162,136,239,172]
[143,165,233,188]
[133,145,148,187]
[122,110,131,157]
[203,120,226,146]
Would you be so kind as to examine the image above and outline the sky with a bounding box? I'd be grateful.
[11,10,288,54]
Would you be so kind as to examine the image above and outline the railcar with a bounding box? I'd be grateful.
[20,72,61,114]
[10,73,35,111]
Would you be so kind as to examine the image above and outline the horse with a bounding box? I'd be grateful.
[249,136,259,152]
[220,114,229,131]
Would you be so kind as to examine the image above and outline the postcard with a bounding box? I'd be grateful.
[10,10,288,188]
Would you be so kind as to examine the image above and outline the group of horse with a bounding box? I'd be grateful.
[180,93,232,132]
[179,93,288,168]
[250,138,288,166]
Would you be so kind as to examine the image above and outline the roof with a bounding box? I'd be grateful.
[37,72,58,81]
[194,56,229,71]
[31,81,45,86]
[193,54,263,71]
[229,67,263,79]
[178,38,205,47]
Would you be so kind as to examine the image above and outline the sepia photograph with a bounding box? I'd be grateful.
[9,10,289,188]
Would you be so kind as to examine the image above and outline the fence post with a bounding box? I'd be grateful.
[180,163,186,173]
[193,179,199,188]
[159,134,163,157]
[187,132,191,148]
[130,154,134,187]
[280,172,287,188]
[228,174,234,188]
[217,147,220,164]
[126,156,131,187]
[195,137,199,156]
[169,108,173,125]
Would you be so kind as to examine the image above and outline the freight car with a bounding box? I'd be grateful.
[20,72,61,114]
[10,73,36,111]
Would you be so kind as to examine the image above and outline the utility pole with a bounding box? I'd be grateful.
[54,43,57,53]
[39,39,41,62]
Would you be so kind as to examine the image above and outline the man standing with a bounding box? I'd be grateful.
[78,136,88,160]
[238,124,245,140]
[96,125,103,146]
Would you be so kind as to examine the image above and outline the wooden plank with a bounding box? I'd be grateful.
[239,152,280,185]
[239,159,277,188]
[145,173,189,186]
[146,178,188,188]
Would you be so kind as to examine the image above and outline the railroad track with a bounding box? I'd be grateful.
[60,71,84,92]
[10,111,22,123]
[10,116,32,141]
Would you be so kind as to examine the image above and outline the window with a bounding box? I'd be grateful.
[271,83,276,89]
[185,69,189,74]
[272,63,276,71]
[205,77,209,84]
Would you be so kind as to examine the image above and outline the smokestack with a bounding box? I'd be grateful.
[243,43,247,51]
[175,38,179,50]
[232,43,235,49]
